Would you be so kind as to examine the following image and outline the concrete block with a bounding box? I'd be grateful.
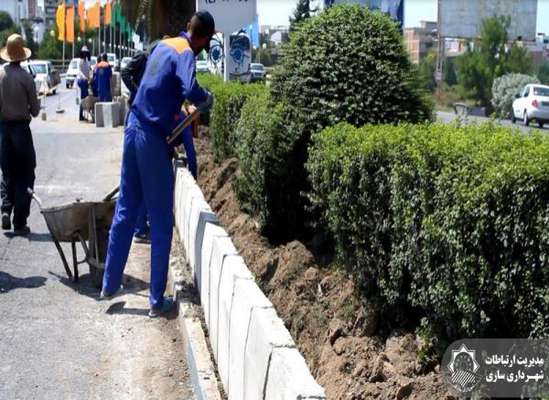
[228,279,273,400]
[200,224,229,326]
[192,209,219,290]
[183,186,205,253]
[265,347,326,400]
[186,196,211,268]
[176,169,195,237]
[94,102,121,128]
[174,169,189,237]
[243,307,295,400]
[216,257,253,388]
[208,237,239,340]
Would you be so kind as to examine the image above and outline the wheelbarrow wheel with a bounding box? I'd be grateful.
[89,264,104,289]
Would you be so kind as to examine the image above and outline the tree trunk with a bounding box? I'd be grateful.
[122,0,195,41]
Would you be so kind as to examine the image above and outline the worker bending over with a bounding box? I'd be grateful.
[93,53,112,102]
[101,12,215,317]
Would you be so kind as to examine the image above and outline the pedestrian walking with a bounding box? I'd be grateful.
[0,34,40,236]
[93,53,112,102]
[77,46,92,121]
[101,12,215,318]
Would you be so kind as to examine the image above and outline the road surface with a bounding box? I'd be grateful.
[0,83,194,400]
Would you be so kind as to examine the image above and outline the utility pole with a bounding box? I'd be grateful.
[435,0,443,98]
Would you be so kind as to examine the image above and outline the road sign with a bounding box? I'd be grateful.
[196,0,257,34]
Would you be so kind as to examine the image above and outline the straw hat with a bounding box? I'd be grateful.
[0,34,32,63]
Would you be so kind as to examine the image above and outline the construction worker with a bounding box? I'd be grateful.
[0,34,40,236]
[77,46,92,121]
[101,11,215,318]
[92,53,112,102]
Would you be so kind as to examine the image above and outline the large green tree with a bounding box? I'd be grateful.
[456,16,532,110]
[0,11,19,48]
[289,0,316,32]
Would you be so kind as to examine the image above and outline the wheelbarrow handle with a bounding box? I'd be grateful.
[27,188,43,208]
[103,186,120,202]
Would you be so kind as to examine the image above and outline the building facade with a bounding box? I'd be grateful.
[403,20,437,64]
[44,0,57,28]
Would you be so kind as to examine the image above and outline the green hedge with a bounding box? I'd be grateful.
[307,122,549,338]
[233,92,307,237]
[198,74,267,162]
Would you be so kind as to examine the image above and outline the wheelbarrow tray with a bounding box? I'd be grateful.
[40,200,115,242]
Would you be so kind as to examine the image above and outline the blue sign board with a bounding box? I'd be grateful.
[324,0,404,28]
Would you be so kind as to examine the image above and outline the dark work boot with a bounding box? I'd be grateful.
[13,226,30,236]
[1,213,10,230]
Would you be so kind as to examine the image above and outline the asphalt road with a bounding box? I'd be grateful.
[0,84,194,400]
[436,111,549,134]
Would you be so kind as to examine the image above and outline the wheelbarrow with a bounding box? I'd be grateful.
[29,188,117,289]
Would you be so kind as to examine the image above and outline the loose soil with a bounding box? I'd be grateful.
[194,130,453,400]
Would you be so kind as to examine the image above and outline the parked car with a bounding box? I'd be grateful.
[25,60,61,95]
[1,62,39,94]
[249,63,266,82]
[107,53,120,71]
[512,84,549,128]
[196,60,210,73]
[120,56,132,71]
[65,58,79,88]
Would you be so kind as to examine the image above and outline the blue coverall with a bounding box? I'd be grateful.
[102,32,208,309]
[93,61,112,102]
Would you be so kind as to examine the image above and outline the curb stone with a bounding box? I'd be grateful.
[170,263,223,400]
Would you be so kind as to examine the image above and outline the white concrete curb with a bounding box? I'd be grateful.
[174,167,326,400]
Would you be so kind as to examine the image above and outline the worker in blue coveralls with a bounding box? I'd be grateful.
[93,53,112,102]
[101,11,215,318]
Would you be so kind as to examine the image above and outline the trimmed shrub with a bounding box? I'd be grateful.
[234,92,305,237]
[271,5,432,132]
[197,73,224,126]
[250,4,432,237]
[492,73,540,118]
[209,81,266,162]
[307,122,549,338]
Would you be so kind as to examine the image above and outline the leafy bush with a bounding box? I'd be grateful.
[234,92,306,237]
[307,122,549,338]
[272,5,432,132]
[492,73,539,118]
[242,4,431,237]
[204,79,266,162]
[536,62,549,85]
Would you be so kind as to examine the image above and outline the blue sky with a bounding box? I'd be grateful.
[259,0,549,34]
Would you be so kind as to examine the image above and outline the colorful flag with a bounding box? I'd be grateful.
[66,5,75,43]
[78,1,86,32]
[113,3,121,26]
[87,1,100,29]
[56,3,65,41]
[104,1,112,25]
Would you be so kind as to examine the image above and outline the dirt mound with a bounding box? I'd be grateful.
[194,132,451,400]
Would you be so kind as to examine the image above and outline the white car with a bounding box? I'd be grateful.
[512,84,549,128]
[24,60,61,95]
[65,58,79,88]
[250,63,266,82]
[107,53,120,71]
[196,60,209,73]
